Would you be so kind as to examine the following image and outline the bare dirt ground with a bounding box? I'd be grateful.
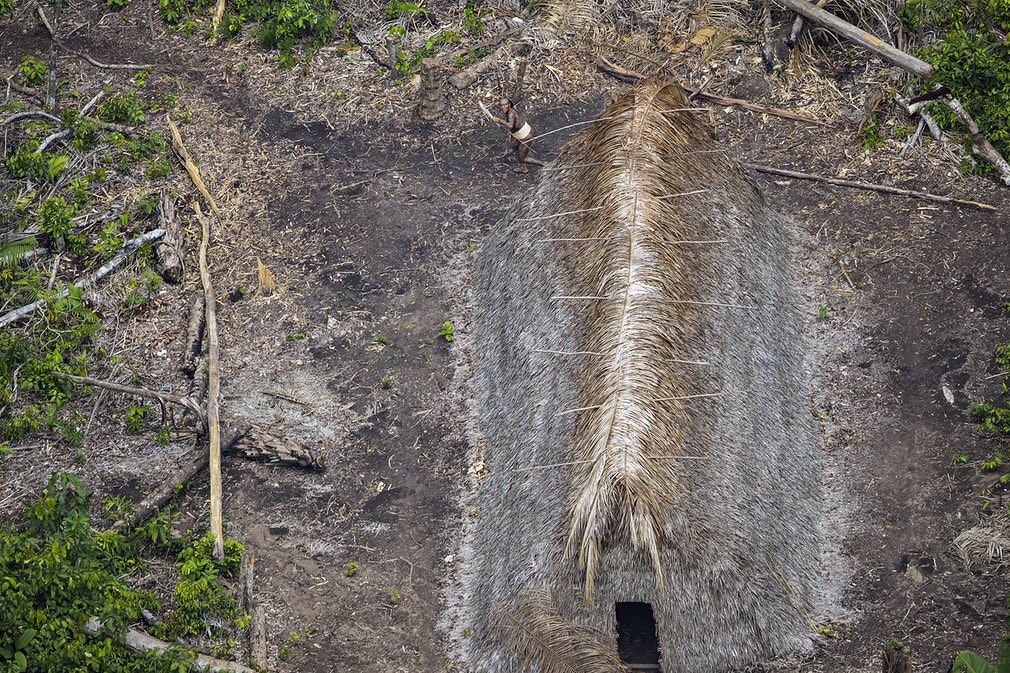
[3,2,1010,672]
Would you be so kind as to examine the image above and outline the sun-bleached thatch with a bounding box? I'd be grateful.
[461,79,823,673]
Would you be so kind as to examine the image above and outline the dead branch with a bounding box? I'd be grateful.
[0,228,165,328]
[594,58,829,126]
[1,110,61,125]
[168,117,222,217]
[772,0,933,78]
[786,0,830,49]
[83,617,255,673]
[37,6,152,70]
[115,426,247,532]
[195,202,224,561]
[940,96,1010,186]
[53,372,206,427]
[155,190,184,283]
[5,77,44,102]
[896,93,942,141]
[745,163,996,210]
[43,0,60,110]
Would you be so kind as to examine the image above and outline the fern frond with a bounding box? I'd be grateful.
[492,589,629,673]
[0,237,39,269]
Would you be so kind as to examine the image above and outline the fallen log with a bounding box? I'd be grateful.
[238,553,268,670]
[772,0,933,78]
[445,29,523,90]
[115,425,321,531]
[155,190,184,283]
[0,228,164,328]
[745,163,996,210]
[83,617,255,673]
[182,292,206,376]
[195,202,225,561]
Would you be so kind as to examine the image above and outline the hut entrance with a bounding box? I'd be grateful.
[615,602,661,671]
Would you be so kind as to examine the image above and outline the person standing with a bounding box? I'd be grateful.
[490,98,545,173]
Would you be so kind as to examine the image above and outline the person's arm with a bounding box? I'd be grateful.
[491,109,515,132]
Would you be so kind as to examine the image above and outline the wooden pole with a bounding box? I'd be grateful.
[745,163,996,210]
[168,116,222,217]
[195,202,224,561]
[773,0,934,78]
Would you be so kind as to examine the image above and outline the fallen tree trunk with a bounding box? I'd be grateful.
[773,0,933,78]
[83,617,255,673]
[745,163,996,210]
[115,425,322,530]
[195,202,225,561]
[238,553,268,670]
[0,228,164,328]
[155,190,184,283]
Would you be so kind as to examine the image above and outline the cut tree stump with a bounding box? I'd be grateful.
[417,58,446,121]
[155,190,184,283]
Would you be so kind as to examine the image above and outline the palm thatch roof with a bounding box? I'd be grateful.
[459,79,825,673]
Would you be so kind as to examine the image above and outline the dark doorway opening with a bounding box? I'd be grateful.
[615,602,661,671]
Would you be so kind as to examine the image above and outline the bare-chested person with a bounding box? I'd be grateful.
[490,98,545,174]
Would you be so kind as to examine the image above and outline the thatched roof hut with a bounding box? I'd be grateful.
[461,80,823,673]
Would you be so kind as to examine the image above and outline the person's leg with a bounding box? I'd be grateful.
[520,141,545,167]
[513,139,528,173]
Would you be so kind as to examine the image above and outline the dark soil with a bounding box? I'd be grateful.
[3,3,1010,672]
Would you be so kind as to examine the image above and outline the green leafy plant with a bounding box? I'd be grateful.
[18,55,46,87]
[384,0,426,19]
[438,320,454,343]
[387,587,401,605]
[949,452,969,466]
[860,115,885,150]
[0,472,208,672]
[904,0,1010,170]
[124,402,150,433]
[344,561,360,577]
[381,375,393,390]
[99,92,147,125]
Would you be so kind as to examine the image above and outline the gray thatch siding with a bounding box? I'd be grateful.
[464,80,822,673]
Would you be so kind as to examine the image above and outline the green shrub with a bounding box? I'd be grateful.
[0,473,191,672]
[904,0,1010,168]
[100,92,147,125]
[18,55,46,87]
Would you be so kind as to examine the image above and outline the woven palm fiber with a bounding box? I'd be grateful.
[464,79,822,673]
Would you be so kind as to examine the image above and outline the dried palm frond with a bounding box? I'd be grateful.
[492,589,629,673]
[953,515,1010,568]
[558,81,718,599]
